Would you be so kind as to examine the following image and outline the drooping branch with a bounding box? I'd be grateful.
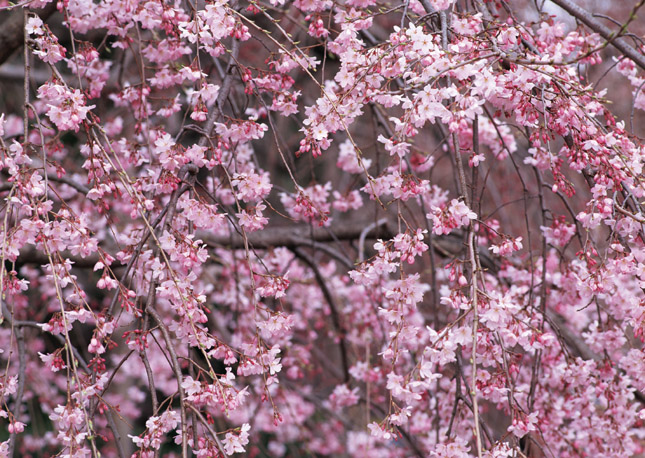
[292,247,350,382]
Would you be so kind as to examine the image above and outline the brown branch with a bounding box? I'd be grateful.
[0,173,90,195]
[202,220,391,251]
[292,247,350,382]
[15,246,103,268]
[13,220,493,272]
[147,307,189,458]
[550,0,645,71]
[12,219,500,277]
[185,403,227,456]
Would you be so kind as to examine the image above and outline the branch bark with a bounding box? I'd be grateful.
[13,220,499,273]
[201,220,392,251]
[202,220,494,268]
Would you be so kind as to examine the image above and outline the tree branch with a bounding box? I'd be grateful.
[550,0,645,71]
[202,220,391,251]
[11,220,499,275]
[292,247,350,382]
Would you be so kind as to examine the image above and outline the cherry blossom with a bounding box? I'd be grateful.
[2,0,645,456]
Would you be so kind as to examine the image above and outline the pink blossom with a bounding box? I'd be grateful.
[222,423,250,455]
[3,1,645,457]
[428,0,454,10]
[489,237,523,257]
[508,411,539,438]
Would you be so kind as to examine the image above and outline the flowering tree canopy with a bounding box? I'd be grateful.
[1,0,645,456]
